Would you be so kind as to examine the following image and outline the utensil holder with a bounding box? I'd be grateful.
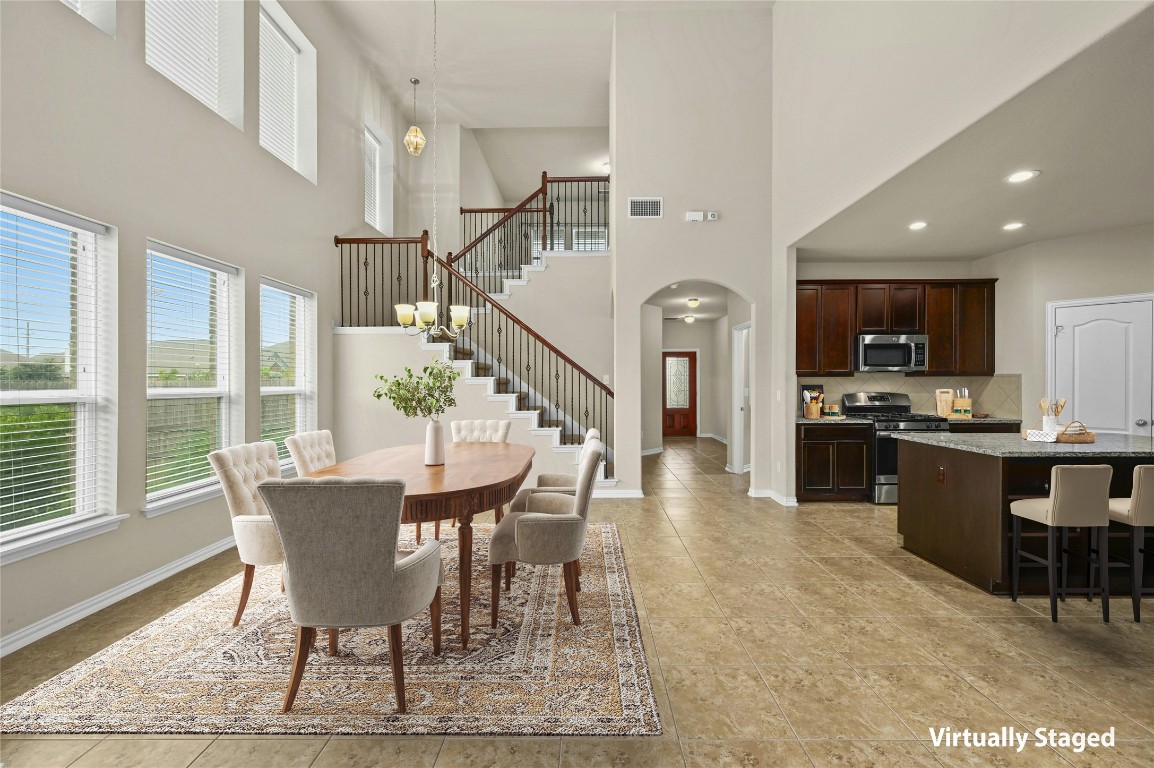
[1042,416,1058,432]
[803,403,822,419]
[951,398,972,418]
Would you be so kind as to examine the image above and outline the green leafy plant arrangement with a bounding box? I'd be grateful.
[373,357,461,419]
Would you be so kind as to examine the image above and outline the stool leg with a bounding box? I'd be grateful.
[1099,525,1110,623]
[1133,526,1144,622]
[1060,527,1069,602]
[1047,526,1059,622]
[1087,527,1096,603]
[1011,515,1022,602]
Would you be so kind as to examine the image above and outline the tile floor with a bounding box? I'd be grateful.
[2,437,1151,767]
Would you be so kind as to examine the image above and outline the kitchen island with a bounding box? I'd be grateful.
[896,432,1153,593]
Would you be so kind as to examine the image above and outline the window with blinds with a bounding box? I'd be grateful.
[145,243,237,499]
[1,196,112,534]
[144,1,242,127]
[364,128,380,229]
[259,280,315,464]
[573,226,609,251]
[529,225,567,262]
[259,6,299,170]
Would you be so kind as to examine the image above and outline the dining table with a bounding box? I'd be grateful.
[306,441,534,649]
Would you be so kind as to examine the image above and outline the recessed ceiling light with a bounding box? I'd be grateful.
[683,316,695,324]
[1005,170,1041,184]
[687,298,700,308]
[1003,221,1025,231]
[908,221,928,231]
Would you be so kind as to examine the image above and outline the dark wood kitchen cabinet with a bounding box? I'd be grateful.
[797,423,872,501]
[923,283,958,375]
[921,281,996,376]
[796,284,855,376]
[856,283,924,335]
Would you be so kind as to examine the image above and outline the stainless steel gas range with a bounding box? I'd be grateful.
[842,392,948,504]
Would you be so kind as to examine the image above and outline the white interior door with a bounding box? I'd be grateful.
[1050,295,1153,437]
[731,323,752,474]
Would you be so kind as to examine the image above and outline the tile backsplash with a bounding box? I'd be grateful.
[802,373,1022,419]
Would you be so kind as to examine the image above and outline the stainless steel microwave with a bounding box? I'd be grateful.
[856,334,929,372]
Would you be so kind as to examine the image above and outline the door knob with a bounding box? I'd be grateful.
[1138,419,1150,427]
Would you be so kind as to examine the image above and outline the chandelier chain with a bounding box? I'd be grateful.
[430,0,439,257]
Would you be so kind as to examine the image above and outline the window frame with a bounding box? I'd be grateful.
[58,0,117,37]
[363,120,394,235]
[0,192,123,564]
[258,0,317,182]
[259,277,316,469]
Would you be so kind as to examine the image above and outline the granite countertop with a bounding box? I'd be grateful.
[795,416,873,425]
[894,431,1154,457]
[961,417,1022,424]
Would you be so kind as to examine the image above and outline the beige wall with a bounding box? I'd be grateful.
[972,223,1154,413]
[769,0,1147,501]
[0,1,411,639]
[459,127,504,209]
[409,122,462,255]
[640,305,663,454]
[612,8,774,494]
[797,260,976,281]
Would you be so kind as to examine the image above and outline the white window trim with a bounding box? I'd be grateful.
[258,0,317,183]
[364,118,394,235]
[143,240,244,515]
[0,191,120,561]
[59,0,116,38]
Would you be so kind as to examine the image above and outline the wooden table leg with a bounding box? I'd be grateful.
[458,507,476,650]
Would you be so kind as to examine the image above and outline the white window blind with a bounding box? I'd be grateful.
[1,200,110,534]
[259,280,315,464]
[145,0,220,115]
[573,226,608,251]
[529,225,566,262]
[259,7,299,170]
[364,128,380,229]
[145,244,236,499]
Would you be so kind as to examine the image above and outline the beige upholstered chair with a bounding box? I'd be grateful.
[489,439,604,627]
[285,429,336,476]
[451,419,511,443]
[1010,464,1112,622]
[207,442,285,627]
[1109,465,1153,621]
[258,477,444,714]
[509,429,601,512]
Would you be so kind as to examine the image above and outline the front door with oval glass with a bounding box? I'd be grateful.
[663,351,697,437]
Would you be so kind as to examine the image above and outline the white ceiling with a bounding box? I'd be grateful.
[795,9,1154,263]
[472,127,610,201]
[645,280,732,322]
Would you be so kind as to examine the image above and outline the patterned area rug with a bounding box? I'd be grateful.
[0,523,660,736]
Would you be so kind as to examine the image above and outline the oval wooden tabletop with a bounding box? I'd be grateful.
[307,442,535,501]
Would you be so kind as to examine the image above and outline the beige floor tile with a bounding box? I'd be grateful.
[972,618,1133,666]
[853,582,961,617]
[842,536,915,558]
[188,739,327,767]
[313,738,443,768]
[786,536,867,557]
[1048,665,1154,731]
[693,557,767,584]
[930,743,1085,766]
[682,739,811,767]
[1048,616,1154,665]
[953,665,1152,740]
[1060,739,1154,767]
[810,617,940,665]
[708,583,802,618]
[627,557,703,585]
[648,618,751,665]
[560,737,686,767]
[858,665,1023,737]
[0,738,102,768]
[69,738,214,768]
[884,556,965,584]
[803,740,938,767]
[811,557,907,583]
[758,665,914,740]
[730,617,843,665]
[434,738,560,768]
[662,665,793,740]
[750,557,835,585]
[890,618,1043,666]
[921,583,1043,618]
[778,582,881,618]
[623,536,691,558]
[640,583,724,617]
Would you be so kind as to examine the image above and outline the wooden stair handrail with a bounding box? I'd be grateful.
[546,175,610,183]
[460,207,548,215]
[438,257,613,397]
[451,185,543,264]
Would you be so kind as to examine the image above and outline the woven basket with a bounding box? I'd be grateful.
[1055,420,1096,444]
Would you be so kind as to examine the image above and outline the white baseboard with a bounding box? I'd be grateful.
[0,536,237,657]
[726,463,753,474]
[640,447,664,456]
[699,433,727,444]
[593,489,645,499]
[749,488,798,507]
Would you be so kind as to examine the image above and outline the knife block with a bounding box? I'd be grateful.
[951,398,972,418]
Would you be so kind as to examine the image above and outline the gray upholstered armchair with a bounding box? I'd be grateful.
[508,428,601,512]
[285,429,336,476]
[207,441,285,626]
[489,439,604,627]
[258,477,444,714]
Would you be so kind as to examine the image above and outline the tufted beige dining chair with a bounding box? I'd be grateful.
[258,477,443,714]
[489,439,604,627]
[511,428,600,509]
[1108,465,1153,621]
[285,430,337,476]
[207,441,285,626]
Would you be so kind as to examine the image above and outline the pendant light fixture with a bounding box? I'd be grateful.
[404,77,426,157]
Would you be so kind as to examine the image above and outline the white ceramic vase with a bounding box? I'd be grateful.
[425,417,445,466]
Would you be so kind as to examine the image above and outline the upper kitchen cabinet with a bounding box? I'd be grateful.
[956,282,995,374]
[856,283,924,334]
[797,283,856,376]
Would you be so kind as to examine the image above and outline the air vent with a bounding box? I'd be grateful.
[628,197,663,218]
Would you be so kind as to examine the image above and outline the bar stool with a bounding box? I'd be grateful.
[1108,465,1153,622]
[1010,465,1112,622]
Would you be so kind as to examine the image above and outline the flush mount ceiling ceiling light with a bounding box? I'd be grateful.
[687,298,700,308]
[1005,170,1041,183]
[1003,221,1026,231]
[602,162,611,173]
[683,315,695,324]
[908,221,928,231]
[404,78,426,157]
[669,283,679,290]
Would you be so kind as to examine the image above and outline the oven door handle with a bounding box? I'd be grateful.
[876,431,898,439]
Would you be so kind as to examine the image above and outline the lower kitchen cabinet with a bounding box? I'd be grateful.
[797,424,872,501]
